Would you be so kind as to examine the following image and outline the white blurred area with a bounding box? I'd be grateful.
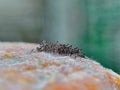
[0,0,43,41]
[0,0,86,45]
[43,0,86,46]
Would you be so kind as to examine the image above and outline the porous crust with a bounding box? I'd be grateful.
[0,42,119,90]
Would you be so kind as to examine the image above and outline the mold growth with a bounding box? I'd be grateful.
[36,41,86,58]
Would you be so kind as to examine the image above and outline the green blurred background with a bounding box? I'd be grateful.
[0,0,120,74]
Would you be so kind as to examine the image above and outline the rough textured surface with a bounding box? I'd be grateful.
[37,41,85,58]
[0,42,120,90]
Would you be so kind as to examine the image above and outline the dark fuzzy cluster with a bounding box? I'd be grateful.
[36,41,86,58]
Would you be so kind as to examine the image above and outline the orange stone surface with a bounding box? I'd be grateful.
[0,42,119,90]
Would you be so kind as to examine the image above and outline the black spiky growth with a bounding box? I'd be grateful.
[36,41,86,58]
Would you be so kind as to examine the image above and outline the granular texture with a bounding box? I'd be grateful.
[0,42,119,90]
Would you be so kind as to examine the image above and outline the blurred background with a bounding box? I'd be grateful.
[0,0,120,74]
